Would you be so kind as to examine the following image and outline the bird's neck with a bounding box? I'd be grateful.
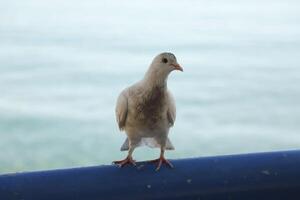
[143,68,168,89]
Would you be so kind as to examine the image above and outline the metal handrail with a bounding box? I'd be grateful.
[1,150,300,200]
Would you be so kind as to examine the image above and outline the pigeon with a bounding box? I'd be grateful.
[113,52,183,171]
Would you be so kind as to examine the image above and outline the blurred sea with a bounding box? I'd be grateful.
[0,0,300,173]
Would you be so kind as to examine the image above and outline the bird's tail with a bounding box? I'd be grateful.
[120,138,129,151]
[165,137,175,150]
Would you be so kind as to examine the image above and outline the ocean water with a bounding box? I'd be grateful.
[0,0,300,173]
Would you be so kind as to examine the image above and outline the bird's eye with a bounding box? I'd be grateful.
[162,58,168,63]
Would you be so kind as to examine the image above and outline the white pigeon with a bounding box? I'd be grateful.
[113,52,183,171]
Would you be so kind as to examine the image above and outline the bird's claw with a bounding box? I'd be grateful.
[148,157,174,171]
[113,156,136,167]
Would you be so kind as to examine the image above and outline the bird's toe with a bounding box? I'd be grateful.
[148,157,174,171]
[113,156,136,167]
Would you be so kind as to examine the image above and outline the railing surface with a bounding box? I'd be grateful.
[1,150,300,200]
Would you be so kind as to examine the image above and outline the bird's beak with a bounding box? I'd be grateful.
[171,63,183,72]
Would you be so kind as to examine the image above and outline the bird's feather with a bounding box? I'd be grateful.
[120,137,174,151]
[167,91,176,127]
[120,138,129,151]
[115,92,128,131]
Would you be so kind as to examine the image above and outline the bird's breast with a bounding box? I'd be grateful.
[130,86,168,129]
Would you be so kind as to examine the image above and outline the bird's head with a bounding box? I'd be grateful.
[150,52,183,75]
[144,52,183,85]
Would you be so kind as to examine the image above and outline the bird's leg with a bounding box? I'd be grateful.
[113,147,136,167]
[148,148,174,171]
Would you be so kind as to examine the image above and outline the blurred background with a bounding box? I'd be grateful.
[0,0,300,173]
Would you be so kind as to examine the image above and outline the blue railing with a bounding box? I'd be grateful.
[1,150,300,200]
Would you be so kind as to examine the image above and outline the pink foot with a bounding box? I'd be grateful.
[148,156,174,171]
[113,156,136,167]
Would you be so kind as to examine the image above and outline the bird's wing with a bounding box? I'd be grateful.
[115,91,128,131]
[167,91,176,127]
